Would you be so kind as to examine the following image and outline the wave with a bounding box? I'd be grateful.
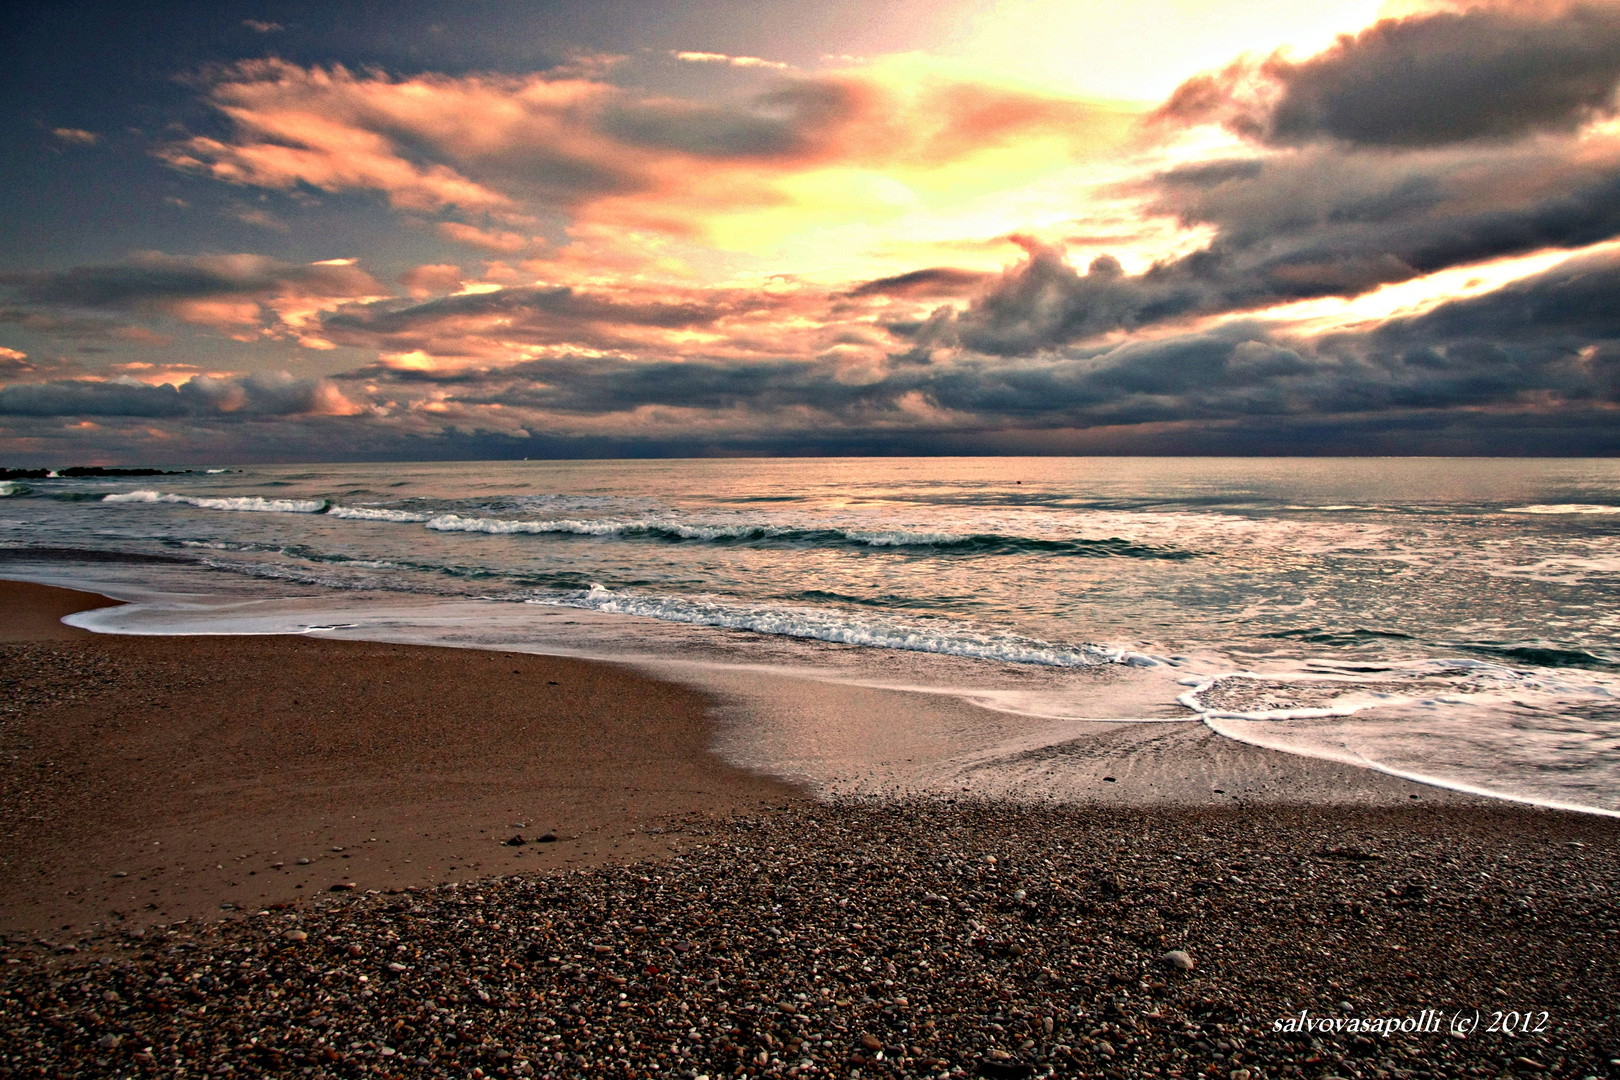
[422,514,1195,558]
[1260,626,1415,646]
[0,481,25,498]
[102,490,327,513]
[535,584,1161,668]
[1443,641,1616,669]
[1503,504,1620,515]
[326,505,432,523]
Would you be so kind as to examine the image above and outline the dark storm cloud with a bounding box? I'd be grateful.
[347,248,1620,433]
[1155,3,1620,148]
[326,285,722,336]
[845,267,990,298]
[0,254,381,313]
[0,373,357,418]
[899,141,1620,357]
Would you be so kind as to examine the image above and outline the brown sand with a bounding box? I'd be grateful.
[0,580,805,937]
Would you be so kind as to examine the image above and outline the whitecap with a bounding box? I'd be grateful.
[102,490,327,513]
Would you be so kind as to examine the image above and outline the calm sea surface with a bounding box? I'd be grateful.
[4,457,1619,813]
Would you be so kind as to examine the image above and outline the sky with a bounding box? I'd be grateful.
[4,0,1620,463]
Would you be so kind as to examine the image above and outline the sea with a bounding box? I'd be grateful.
[3,457,1618,816]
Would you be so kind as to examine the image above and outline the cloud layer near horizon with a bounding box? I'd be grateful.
[5,0,1620,461]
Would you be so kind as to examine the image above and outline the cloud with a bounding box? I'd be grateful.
[400,264,466,298]
[1155,2,1620,147]
[156,58,1139,250]
[0,372,361,418]
[845,267,990,298]
[1,252,385,336]
[52,128,98,146]
[672,51,790,70]
[435,222,534,252]
[242,19,283,33]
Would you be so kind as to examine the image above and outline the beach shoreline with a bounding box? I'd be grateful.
[0,578,807,938]
[3,576,1618,1076]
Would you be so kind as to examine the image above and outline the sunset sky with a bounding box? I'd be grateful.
[5,0,1620,462]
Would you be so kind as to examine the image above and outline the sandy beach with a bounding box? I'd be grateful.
[3,578,1617,1077]
[0,579,804,938]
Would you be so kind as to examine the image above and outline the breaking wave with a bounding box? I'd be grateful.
[535,584,1162,668]
[422,514,1194,558]
[102,490,327,513]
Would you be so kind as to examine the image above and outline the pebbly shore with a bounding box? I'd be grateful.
[2,800,1616,1080]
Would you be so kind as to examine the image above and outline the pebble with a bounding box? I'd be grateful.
[1163,949,1195,971]
[0,800,1612,1078]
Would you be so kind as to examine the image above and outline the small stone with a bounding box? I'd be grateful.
[330,882,356,891]
[1231,1070,1252,1080]
[983,855,997,865]
[537,832,558,843]
[388,962,408,973]
[112,871,127,878]
[861,1034,882,1051]
[297,858,311,865]
[1162,950,1194,972]
[505,835,526,846]
[284,929,308,942]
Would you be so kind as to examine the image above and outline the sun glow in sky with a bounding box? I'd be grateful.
[4,0,1620,460]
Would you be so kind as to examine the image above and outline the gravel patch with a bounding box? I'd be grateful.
[3,801,1616,1078]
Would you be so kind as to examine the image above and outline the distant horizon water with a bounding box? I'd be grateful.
[4,456,1618,816]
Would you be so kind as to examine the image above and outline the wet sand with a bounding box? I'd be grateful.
[4,579,1618,1077]
[0,580,804,936]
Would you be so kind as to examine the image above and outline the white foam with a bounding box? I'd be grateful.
[534,583,1152,669]
[102,490,327,513]
[1503,504,1620,514]
[425,514,629,536]
[0,481,20,497]
[327,505,432,523]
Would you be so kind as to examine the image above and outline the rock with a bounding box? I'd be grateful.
[537,832,558,843]
[1162,950,1194,972]
[283,929,308,942]
[861,1034,882,1050]
[296,858,311,865]
[505,835,526,846]
[330,882,356,891]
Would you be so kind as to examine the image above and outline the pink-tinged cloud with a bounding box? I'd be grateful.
[1,251,387,341]
[436,222,534,252]
[400,263,467,298]
[672,50,789,70]
[159,59,1141,247]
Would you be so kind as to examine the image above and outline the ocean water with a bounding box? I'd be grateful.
[3,457,1619,815]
